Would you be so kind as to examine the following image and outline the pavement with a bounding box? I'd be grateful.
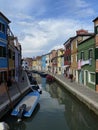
[0,70,98,117]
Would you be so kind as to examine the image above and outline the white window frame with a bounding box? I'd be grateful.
[88,72,95,85]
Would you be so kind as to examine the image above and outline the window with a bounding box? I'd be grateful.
[89,49,93,59]
[59,67,61,71]
[0,46,2,57]
[96,73,98,84]
[67,55,68,61]
[13,52,15,60]
[89,72,95,85]
[95,26,98,34]
[0,22,5,33]
[0,46,6,57]
[81,51,84,60]
[8,49,11,58]
[64,56,66,61]
[95,48,98,59]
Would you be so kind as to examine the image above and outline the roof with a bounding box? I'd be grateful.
[78,35,95,45]
[93,17,98,22]
[63,37,75,45]
[0,12,11,23]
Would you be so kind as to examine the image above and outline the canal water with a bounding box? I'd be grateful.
[1,76,98,130]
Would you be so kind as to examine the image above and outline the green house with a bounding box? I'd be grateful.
[77,35,95,90]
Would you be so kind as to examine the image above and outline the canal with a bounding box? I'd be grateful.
[1,75,98,130]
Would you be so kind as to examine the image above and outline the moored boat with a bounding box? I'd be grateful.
[46,74,54,82]
[31,84,42,94]
[39,72,48,77]
[11,90,40,121]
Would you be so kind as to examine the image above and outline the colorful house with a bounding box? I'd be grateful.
[0,12,11,82]
[45,53,50,72]
[36,56,42,71]
[32,58,37,70]
[78,35,95,90]
[8,36,16,79]
[14,37,21,82]
[49,51,53,72]
[93,17,98,91]
[70,29,93,82]
[51,50,57,74]
[57,48,64,75]
[63,37,73,78]
[41,54,46,71]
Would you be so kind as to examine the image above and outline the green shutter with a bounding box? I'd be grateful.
[95,48,98,59]
[95,26,98,34]
[96,73,98,84]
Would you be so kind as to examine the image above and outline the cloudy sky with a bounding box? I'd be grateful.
[0,0,97,58]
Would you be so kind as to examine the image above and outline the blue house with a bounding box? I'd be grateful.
[0,12,11,82]
[41,55,46,71]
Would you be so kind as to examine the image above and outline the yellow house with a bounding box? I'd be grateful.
[57,48,64,74]
[36,56,41,71]
[32,58,37,70]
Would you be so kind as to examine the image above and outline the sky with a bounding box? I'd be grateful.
[0,0,98,58]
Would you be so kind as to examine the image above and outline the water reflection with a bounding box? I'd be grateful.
[41,77,46,88]
[1,103,40,130]
[13,121,26,130]
[47,82,98,130]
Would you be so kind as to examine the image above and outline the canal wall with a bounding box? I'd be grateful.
[53,74,98,116]
[0,70,31,118]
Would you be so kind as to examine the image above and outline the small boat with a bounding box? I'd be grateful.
[11,91,40,121]
[39,72,48,77]
[31,84,42,94]
[46,74,54,82]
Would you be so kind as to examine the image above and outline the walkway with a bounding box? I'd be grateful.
[52,74,98,116]
[0,70,30,118]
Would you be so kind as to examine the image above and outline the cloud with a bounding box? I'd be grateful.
[63,0,95,18]
[0,0,96,58]
[17,17,93,57]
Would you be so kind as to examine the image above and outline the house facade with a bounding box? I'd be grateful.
[45,53,50,72]
[93,17,98,91]
[57,49,64,75]
[0,12,10,82]
[8,36,15,79]
[51,50,57,74]
[14,45,21,82]
[78,36,95,90]
[32,58,37,70]
[41,55,46,71]
[70,29,93,82]
[63,37,73,78]
[36,56,41,71]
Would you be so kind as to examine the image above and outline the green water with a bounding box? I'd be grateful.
[1,77,98,130]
